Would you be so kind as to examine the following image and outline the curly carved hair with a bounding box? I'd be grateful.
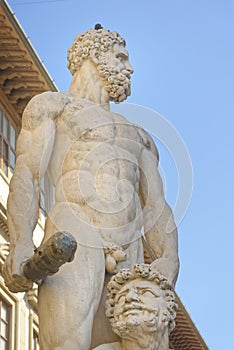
[106,264,178,334]
[67,27,126,75]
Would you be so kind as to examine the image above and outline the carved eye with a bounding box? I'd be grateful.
[116,53,128,61]
[139,289,160,298]
[142,290,155,297]
[116,53,123,61]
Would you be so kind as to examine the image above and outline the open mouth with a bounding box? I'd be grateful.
[122,303,142,316]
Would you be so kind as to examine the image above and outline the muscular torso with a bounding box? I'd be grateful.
[46,93,146,247]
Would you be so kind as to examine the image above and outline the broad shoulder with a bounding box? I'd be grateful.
[22,91,72,130]
[111,111,129,124]
[136,125,159,159]
[111,112,159,159]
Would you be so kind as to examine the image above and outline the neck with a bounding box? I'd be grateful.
[120,329,169,350]
[69,60,110,111]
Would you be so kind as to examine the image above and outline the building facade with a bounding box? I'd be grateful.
[0,0,208,348]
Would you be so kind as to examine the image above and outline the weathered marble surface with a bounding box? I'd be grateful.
[2,26,179,350]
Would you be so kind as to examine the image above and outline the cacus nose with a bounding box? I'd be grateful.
[126,288,139,303]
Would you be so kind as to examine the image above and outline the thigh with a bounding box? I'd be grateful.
[38,202,105,349]
[91,283,120,349]
[38,252,105,349]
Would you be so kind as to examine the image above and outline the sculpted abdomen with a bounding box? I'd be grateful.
[49,101,142,235]
[55,170,87,204]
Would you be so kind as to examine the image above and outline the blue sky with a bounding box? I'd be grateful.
[7,0,234,348]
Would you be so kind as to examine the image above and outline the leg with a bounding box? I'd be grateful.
[38,202,105,350]
[91,281,120,348]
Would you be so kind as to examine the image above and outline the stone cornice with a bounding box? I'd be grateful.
[0,0,58,118]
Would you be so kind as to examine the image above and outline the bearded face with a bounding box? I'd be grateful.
[111,280,168,341]
[96,44,133,103]
[113,309,159,339]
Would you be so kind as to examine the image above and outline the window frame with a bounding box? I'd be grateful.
[0,106,18,180]
[0,297,11,350]
[29,311,40,350]
[0,283,17,350]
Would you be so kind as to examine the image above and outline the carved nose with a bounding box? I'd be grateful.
[126,289,139,303]
[125,62,134,74]
[126,65,134,74]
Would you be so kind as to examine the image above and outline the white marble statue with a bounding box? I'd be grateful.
[94,264,177,350]
[2,25,179,350]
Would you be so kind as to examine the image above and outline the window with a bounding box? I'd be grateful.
[0,109,17,178]
[40,177,46,216]
[29,312,40,350]
[0,285,16,350]
[39,175,54,218]
[0,298,11,350]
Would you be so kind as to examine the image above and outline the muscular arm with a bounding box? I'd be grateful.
[139,130,179,286]
[2,92,63,292]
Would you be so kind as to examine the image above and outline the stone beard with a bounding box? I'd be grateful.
[97,62,131,103]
